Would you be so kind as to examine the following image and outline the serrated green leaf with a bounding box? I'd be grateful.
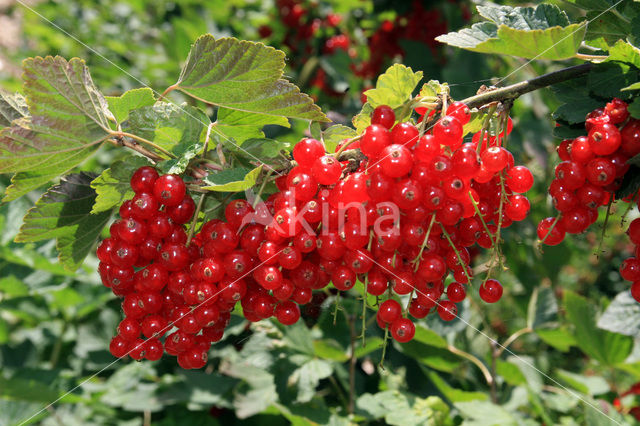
[309,121,322,141]
[436,4,585,60]
[584,10,633,49]
[0,57,111,185]
[588,62,639,100]
[202,166,262,192]
[353,103,374,133]
[105,88,156,124]
[323,124,357,153]
[357,390,450,426]
[2,171,59,202]
[364,64,422,109]
[15,173,112,270]
[127,102,209,154]
[418,80,447,99]
[215,107,290,146]
[606,40,640,68]
[597,291,640,336]
[0,90,28,127]
[527,286,559,329]
[174,35,328,122]
[477,4,570,28]
[552,98,603,124]
[564,290,633,365]
[90,156,152,213]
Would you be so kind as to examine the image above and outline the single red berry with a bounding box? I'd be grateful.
[378,299,402,324]
[390,122,419,148]
[371,105,396,129]
[312,155,342,185]
[379,144,413,178]
[153,174,186,206]
[446,282,466,303]
[109,335,131,358]
[588,123,621,156]
[506,166,534,193]
[275,300,301,325]
[479,279,503,303]
[433,116,463,148]
[130,166,159,194]
[360,124,391,158]
[293,138,325,168]
[537,217,565,246]
[437,300,457,321]
[390,318,415,343]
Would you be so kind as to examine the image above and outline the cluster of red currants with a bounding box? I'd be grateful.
[263,101,532,342]
[98,168,234,369]
[538,99,640,246]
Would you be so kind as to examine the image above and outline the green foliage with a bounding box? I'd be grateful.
[436,4,585,60]
[202,166,262,192]
[105,88,156,124]
[363,64,423,109]
[90,155,152,213]
[15,173,112,270]
[174,35,329,122]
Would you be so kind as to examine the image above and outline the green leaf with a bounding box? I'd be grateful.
[127,102,209,154]
[527,286,558,329]
[0,275,29,296]
[354,337,384,358]
[2,171,59,202]
[605,40,640,69]
[536,327,577,352]
[105,88,156,124]
[615,165,640,199]
[292,359,333,403]
[357,391,451,426]
[454,400,518,426]
[201,166,262,192]
[363,64,423,109]
[588,62,639,100]
[426,370,487,403]
[322,124,357,153]
[0,57,111,196]
[156,140,204,175]
[0,90,28,127]
[312,340,349,362]
[556,369,609,395]
[0,375,85,404]
[227,137,290,159]
[566,0,620,11]
[597,290,640,336]
[412,324,448,348]
[352,103,374,133]
[215,107,290,146]
[15,173,112,270]
[398,339,461,373]
[584,10,633,49]
[496,360,527,386]
[622,82,640,91]
[552,98,603,124]
[563,290,633,365]
[90,155,152,213]
[628,98,640,118]
[436,5,585,60]
[174,35,328,122]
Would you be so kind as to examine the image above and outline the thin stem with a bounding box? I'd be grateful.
[379,325,390,370]
[447,344,494,387]
[116,131,176,158]
[495,327,533,357]
[108,137,164,163]
[412,214,437,271]
[186,193,207,246]
[347,313,357,415]
[202,123,215,158]
[469,191,496,246]
[595,199,614,258]
[460,63,593,109]
[159,83,178,101]
[538,215,561,246]
[574,53,608,61]
[335,135,363,157]
[439,224,473,283]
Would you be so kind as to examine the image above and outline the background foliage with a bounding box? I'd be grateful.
[1,0,640,425]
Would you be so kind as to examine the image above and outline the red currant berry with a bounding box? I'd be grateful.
[479,279,503,303]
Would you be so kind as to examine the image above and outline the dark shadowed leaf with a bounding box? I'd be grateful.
[15,173,112,270]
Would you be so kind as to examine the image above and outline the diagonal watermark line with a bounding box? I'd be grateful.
[14,0,286,179]
[356,249,624,425]
[17,246,288,426]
